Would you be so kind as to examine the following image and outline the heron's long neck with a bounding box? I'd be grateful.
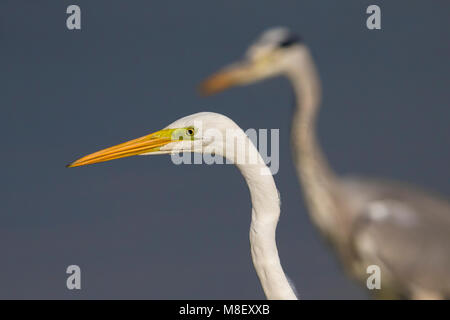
[234,137,297,300]
[287,52,346,240]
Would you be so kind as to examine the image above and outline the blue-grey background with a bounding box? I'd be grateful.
[0,1,449,299]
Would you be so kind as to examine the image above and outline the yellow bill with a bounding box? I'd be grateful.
[66,129,175,168]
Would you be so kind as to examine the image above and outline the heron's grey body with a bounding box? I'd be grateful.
[285,28,450,299]
[341,177,450,298]
[201,27,450,299]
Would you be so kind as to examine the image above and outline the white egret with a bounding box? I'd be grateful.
[199,27,450,299]
[67,112,298,300]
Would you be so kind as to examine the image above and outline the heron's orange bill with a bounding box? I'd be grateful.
[198,63,252,96]
[67,130,173,168]
[198,70,239,96]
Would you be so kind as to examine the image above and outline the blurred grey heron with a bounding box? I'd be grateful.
[199,27,450,299]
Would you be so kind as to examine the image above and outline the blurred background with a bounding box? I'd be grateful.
[0,1,449,299]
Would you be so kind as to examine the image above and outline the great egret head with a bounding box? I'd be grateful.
[199,27,308,95]
[67,112,240,168]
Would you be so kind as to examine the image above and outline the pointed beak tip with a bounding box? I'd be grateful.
[198,77,228,97]
[65,131,173,169]
[197,83,214,97]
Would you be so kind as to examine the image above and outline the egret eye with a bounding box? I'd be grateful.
[186,128,195,136]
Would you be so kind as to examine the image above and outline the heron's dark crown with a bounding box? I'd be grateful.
[278,33,303,48]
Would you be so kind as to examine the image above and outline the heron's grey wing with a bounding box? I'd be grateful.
[341,177,450,298]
